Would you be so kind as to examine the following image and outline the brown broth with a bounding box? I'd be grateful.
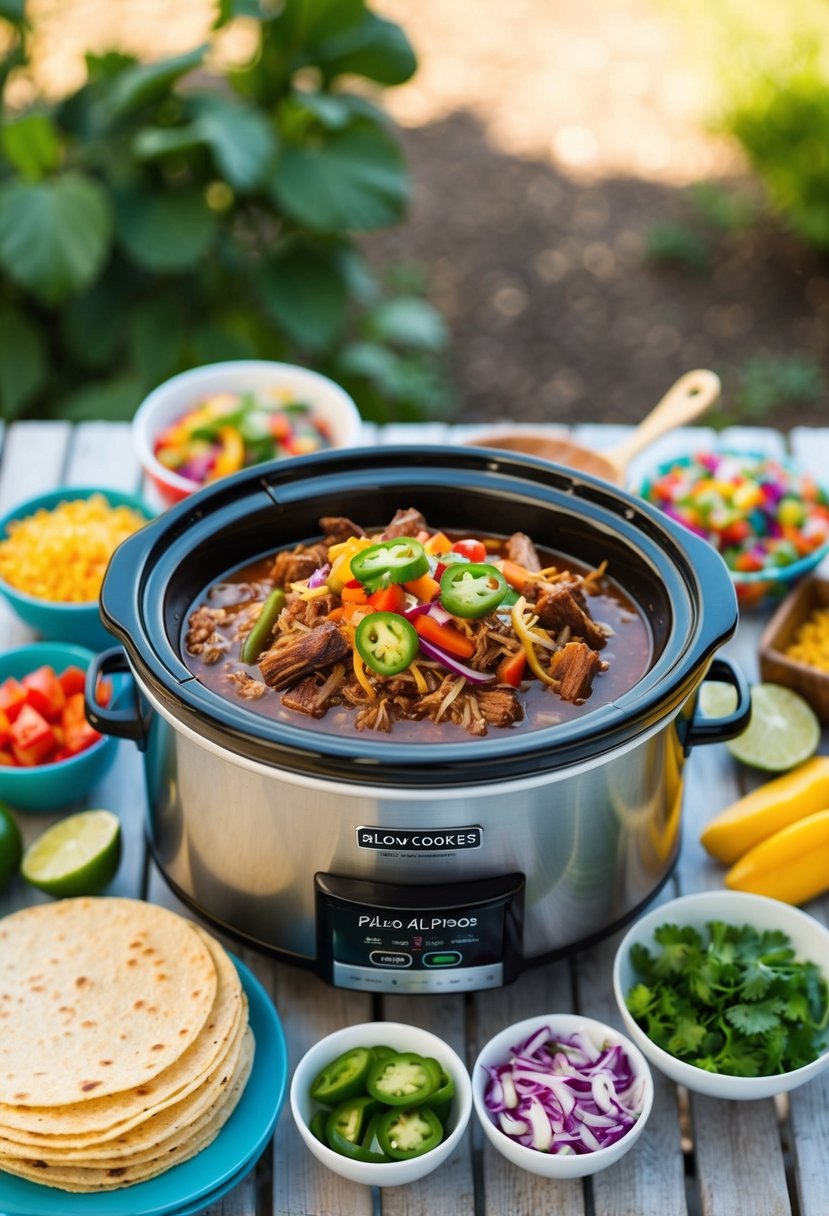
[183,537,652,742]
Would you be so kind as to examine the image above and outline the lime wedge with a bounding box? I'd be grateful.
[725,683,821,772]
[0,801,23,890]
[698,681,738,719]
[22,809,121,897]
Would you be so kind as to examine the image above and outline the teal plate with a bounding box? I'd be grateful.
[0,955,287,1216]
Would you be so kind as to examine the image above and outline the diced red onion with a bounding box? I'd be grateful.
[403,601,433,620]
[415,636,495,685]
[483,1027,644,1156]
[307,563,331,589]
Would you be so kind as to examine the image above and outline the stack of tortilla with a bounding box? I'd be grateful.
[0,897,253,1192]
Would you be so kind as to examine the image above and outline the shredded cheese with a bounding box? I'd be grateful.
[352,649,377,699]
[511,597,559,685]
[409,661,429,693]
[785,606,829,672]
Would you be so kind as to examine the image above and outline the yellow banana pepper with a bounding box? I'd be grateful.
[699,755,829,864]
[725,808,829,904]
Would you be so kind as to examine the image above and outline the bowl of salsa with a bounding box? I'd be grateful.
[133,360,363,506]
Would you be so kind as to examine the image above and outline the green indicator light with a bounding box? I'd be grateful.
[424,951,462,967]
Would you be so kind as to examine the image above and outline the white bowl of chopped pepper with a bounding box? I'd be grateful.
[613,890,829,1099]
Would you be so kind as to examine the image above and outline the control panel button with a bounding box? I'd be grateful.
[423,951,462,968]
[369,950,412,968]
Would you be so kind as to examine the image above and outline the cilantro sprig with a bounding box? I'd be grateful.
[626,921,829,1076]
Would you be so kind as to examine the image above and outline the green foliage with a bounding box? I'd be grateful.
[644,221,711,273]
[714,354,824,427]
[625,920,829,1076]
[721,48,829,250]
[0,0,448,423]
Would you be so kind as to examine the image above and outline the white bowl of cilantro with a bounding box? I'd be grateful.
[613,891,829,1100]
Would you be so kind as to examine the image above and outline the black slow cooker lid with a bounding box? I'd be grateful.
[101,446,738,787]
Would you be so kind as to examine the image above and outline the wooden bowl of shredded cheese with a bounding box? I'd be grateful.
[760,575,829,723]
[0,487,152,649]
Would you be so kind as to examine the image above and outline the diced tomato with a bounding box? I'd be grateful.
[496,650,527,687]
[0,748,15,767]
[368,584,406,615]
[58,665,87,697]
[62,692,87,729]
[0,707,10,748]
[10,704,60,767]
[0,677,27,723]
[451,538,487,563]
[63,719,102,757]
[96,678,113,708]
[22,665,66,723]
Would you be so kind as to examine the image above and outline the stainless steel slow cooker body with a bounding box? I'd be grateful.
[92,447,749,992]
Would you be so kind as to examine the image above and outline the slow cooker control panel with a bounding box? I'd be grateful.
[315,872,524,993]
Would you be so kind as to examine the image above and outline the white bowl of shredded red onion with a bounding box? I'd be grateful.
[472,1014,654,1179]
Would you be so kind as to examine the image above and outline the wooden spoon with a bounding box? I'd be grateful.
[470,369,721,486]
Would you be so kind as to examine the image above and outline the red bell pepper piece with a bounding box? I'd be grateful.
[10,704,60,766]
[413,614,475,659]
[22,666,66,723]
[496,650,527,687]
[367,584,406,615]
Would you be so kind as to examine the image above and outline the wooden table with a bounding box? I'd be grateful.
[1,416,828,1216]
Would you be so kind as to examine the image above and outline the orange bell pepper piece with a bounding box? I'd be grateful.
[413,614,475,659]
[404,573,441,602]
[496,650,527,687]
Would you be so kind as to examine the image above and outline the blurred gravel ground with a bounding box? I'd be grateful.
[22,0,829,426]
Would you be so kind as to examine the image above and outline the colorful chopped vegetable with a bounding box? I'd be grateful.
[350,538,429,588]
[153,390,332,484]
[625,921,829,1075]
[482,1025,645,1154]
[439,563,508,618]
[640,452,829,584]
[355,612,419,676]
[307,1045,454,1163]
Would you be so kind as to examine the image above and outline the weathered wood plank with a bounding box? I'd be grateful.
[690,1095,791,1216]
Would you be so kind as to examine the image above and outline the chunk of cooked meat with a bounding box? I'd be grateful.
[270,543,329,586]
[319,516,366,545]
[476,687,523,727]
[258,621,350,689]
[185,605,230,663]
[225,670,268,700]
[281,676,331,718]
[505,531,542,573]
[355,698,394,732]
[381,507,428,539]
[282,593,336,629]
[549,641,604,702]
[533,585,609,650]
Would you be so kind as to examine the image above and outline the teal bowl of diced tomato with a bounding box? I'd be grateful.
[636,451,829,610]
[0,643,119,812]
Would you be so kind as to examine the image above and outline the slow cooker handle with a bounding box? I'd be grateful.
[85,647,151,751]
[683,656,751,753]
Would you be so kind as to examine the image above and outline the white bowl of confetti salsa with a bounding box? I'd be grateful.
[471,1014,653,1179]
[637,452,829,609]
[0,487,153,649]
[613,891,829,1100]
[133,360,363,506]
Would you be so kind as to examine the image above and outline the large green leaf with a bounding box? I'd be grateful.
[271,118,407,232]
[59,273,128,370]
[128,295,186,384]
[101,45,207,124]
[257,246,347,350]
[59,373,145,422]
[0,303,46,419]
[365,297,448,351]
[115,188,217,272]
[272,0,366,47]
[0,1,25,24]
[0,173,113,304]
[134,94,278,192]
[1,113,60,180]
[314,13,416,85]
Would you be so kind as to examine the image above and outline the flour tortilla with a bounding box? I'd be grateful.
[0,899,217,1107]
[0,925,242,1144]
[0,1029,254,1192]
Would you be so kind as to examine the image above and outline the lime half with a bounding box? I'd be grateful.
[698,681,739,719]
[22,809,121,897]
[726,683,820,772]
[0,802,23,890]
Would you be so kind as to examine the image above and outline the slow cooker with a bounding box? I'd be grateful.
[89,446,749,992]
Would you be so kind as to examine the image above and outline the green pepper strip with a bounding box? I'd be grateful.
[376,1105,445,1160]
[439,562,508,618]
[325,1096,388,1162]
[241,588,287,665]
[355,612,419,677]
[350,537,429,587]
